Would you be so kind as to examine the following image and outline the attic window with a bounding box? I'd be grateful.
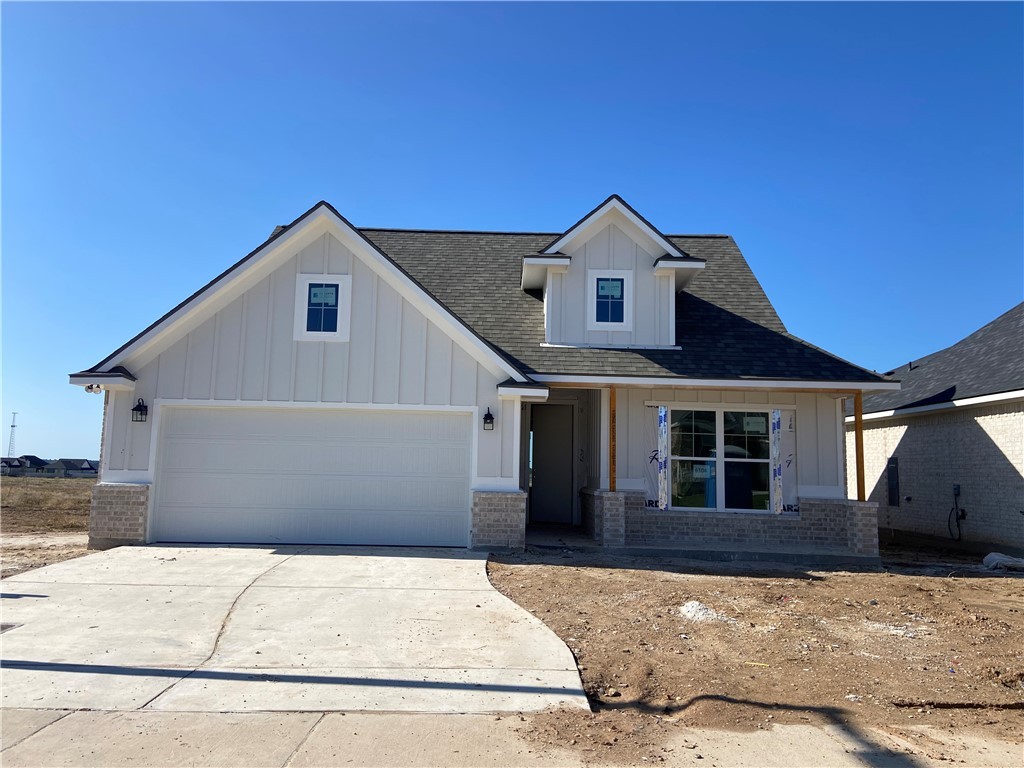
[587,269,633,331]
[306,283,338,333]
[294,274,352,342]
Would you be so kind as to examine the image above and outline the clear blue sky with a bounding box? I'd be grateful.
[3,2,1021,459]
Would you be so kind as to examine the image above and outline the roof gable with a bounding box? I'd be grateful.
[72,202,527,384]
[541,195,701,264]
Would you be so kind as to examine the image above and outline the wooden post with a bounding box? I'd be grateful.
[609,387,617,492]
[854,391,866,502]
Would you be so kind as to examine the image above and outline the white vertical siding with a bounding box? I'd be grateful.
[107,233,516,486]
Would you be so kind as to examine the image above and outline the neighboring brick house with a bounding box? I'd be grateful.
[71,195,897,561]
[845,303,1023,554]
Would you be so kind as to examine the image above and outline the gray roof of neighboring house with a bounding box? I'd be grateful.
[360,227,885,383]
[850,302,1023,416]
[47,459,98,470]
[17,455,48,467]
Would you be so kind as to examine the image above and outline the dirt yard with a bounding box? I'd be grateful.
[489,547,1024,765]
[1,477,92,578]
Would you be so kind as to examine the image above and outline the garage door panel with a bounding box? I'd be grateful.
[156,507,468,547]
[161,440,469,477]
[164,408,468,443]
[155,408,472,546]
[159,474,469,511]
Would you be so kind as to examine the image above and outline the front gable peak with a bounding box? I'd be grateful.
[521,195,705,292]
[540,195,697,262]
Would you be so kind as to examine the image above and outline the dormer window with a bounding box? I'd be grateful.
[587,270,633,331]
[596,277,624,323]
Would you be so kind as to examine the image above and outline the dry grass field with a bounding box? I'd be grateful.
[1,476,93,533]
[1,477,93,577]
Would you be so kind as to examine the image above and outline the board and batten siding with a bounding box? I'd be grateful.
[103,232,516,486]
[613,388,846,498]
[547,223,674,348]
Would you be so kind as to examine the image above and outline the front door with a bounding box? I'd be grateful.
[530,404,574,524]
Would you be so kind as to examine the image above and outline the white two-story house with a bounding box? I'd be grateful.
[71,195,897,562]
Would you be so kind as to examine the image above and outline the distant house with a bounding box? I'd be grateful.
[15,455,48,475]
[43,459,99,479]
[1,457,24,475]
[845,303,1023,554]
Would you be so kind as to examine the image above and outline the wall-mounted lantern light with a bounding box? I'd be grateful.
[131,398,149,423]
[482,407,495,431]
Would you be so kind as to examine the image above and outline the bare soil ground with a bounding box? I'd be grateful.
[488,546,1024,765]
[1,477,92,577]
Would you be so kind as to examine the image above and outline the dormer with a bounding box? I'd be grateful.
[522,195,704,348]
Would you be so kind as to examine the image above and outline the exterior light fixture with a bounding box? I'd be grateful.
[482,407,495,431]
[131,398,149,423]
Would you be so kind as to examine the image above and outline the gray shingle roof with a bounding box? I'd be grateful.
[360,228,885,383]
[851,302,1024,415]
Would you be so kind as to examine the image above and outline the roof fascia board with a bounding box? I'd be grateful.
[92,204,527,384]
[542,196,689,260]
[844,388,1024,423]
[532,374,901,392]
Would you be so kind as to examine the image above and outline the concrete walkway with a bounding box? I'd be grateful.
[0,545,588,713]
[3,709,1019,767]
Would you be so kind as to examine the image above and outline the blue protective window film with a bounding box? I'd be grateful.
[595,277,625,324]
[306,283,339,333]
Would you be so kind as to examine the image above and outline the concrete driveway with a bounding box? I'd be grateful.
[0,545,588,714]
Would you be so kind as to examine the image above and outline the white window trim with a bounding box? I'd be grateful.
[587,269,633,332]
[294,274,352,342]
[665,405,782,515]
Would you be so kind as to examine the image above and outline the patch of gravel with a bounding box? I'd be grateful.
[679,600,734,623]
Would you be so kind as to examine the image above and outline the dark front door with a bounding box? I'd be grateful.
[530,404,574,524]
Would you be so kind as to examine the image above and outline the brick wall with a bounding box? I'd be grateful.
[470,491,526,551]
[620,491,878,557]
[90,483,150,550]
[846,402,1024,551]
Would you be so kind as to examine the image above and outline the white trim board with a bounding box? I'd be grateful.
[535,375,901,392]
[844,389,1024,423]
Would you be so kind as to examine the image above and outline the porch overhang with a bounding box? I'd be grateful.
[498,382,550,402]
[69,366,137,393]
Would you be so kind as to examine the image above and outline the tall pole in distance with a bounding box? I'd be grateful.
[7,412,17,457]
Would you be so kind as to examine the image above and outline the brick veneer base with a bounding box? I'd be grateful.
[593,491,879,559]
[470,491,527,551]
[89,483,150,550]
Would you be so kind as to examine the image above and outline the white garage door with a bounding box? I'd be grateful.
[154,407,472,546]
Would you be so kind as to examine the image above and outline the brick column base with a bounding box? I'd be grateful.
[89,483,150,550]
[470,491,527,551]
[584,489,639,548]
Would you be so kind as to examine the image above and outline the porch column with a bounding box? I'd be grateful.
[854,392,866,501]
[609,387,617,492]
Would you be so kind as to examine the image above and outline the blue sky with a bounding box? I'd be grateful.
[3,2,1021,459]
